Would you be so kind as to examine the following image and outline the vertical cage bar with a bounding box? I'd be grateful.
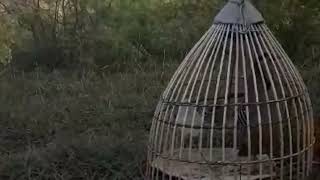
[210,24,231,161]
[265,26,314,177]
[186,25,221,160]
[244,28,263,180]
[221,24,235,180]
[198,25,226,153]
[233,24,240,168]
[262,24,312,179]
[168,27,215,158]
[254,26,294,180]
[239,25,252,180]
[253,24,302,180]
[178,24,220,161]
[248,28,274,180]
[160,26,221,170]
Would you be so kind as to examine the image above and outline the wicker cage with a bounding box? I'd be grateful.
[146,0,315,180]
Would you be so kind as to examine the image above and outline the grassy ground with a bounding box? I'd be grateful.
[0,60,319,179]
[0,61,177,180]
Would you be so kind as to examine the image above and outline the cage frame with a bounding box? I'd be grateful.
[146,0,315,180]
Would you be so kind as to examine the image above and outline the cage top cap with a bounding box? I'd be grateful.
[214,0,264,25]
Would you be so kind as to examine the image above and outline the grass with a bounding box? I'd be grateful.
[0,60,178,180]
[0,58,319,179]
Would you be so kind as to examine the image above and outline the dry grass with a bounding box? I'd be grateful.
[0,61,177,179]
[0,60,319,179]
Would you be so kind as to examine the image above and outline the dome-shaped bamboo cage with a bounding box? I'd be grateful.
[146,0,315,180]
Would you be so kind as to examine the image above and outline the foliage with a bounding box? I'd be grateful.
[0,0,319,179]
[0,0,223,69]
[0,0,318,68]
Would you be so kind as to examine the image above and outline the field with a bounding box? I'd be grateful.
[0,62,318,179]
[0,0,319,179]
[0,62,177,179]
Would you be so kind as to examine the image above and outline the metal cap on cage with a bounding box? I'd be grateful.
[214,0,264,25]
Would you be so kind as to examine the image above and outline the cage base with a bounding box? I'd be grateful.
[151,148,275,180]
